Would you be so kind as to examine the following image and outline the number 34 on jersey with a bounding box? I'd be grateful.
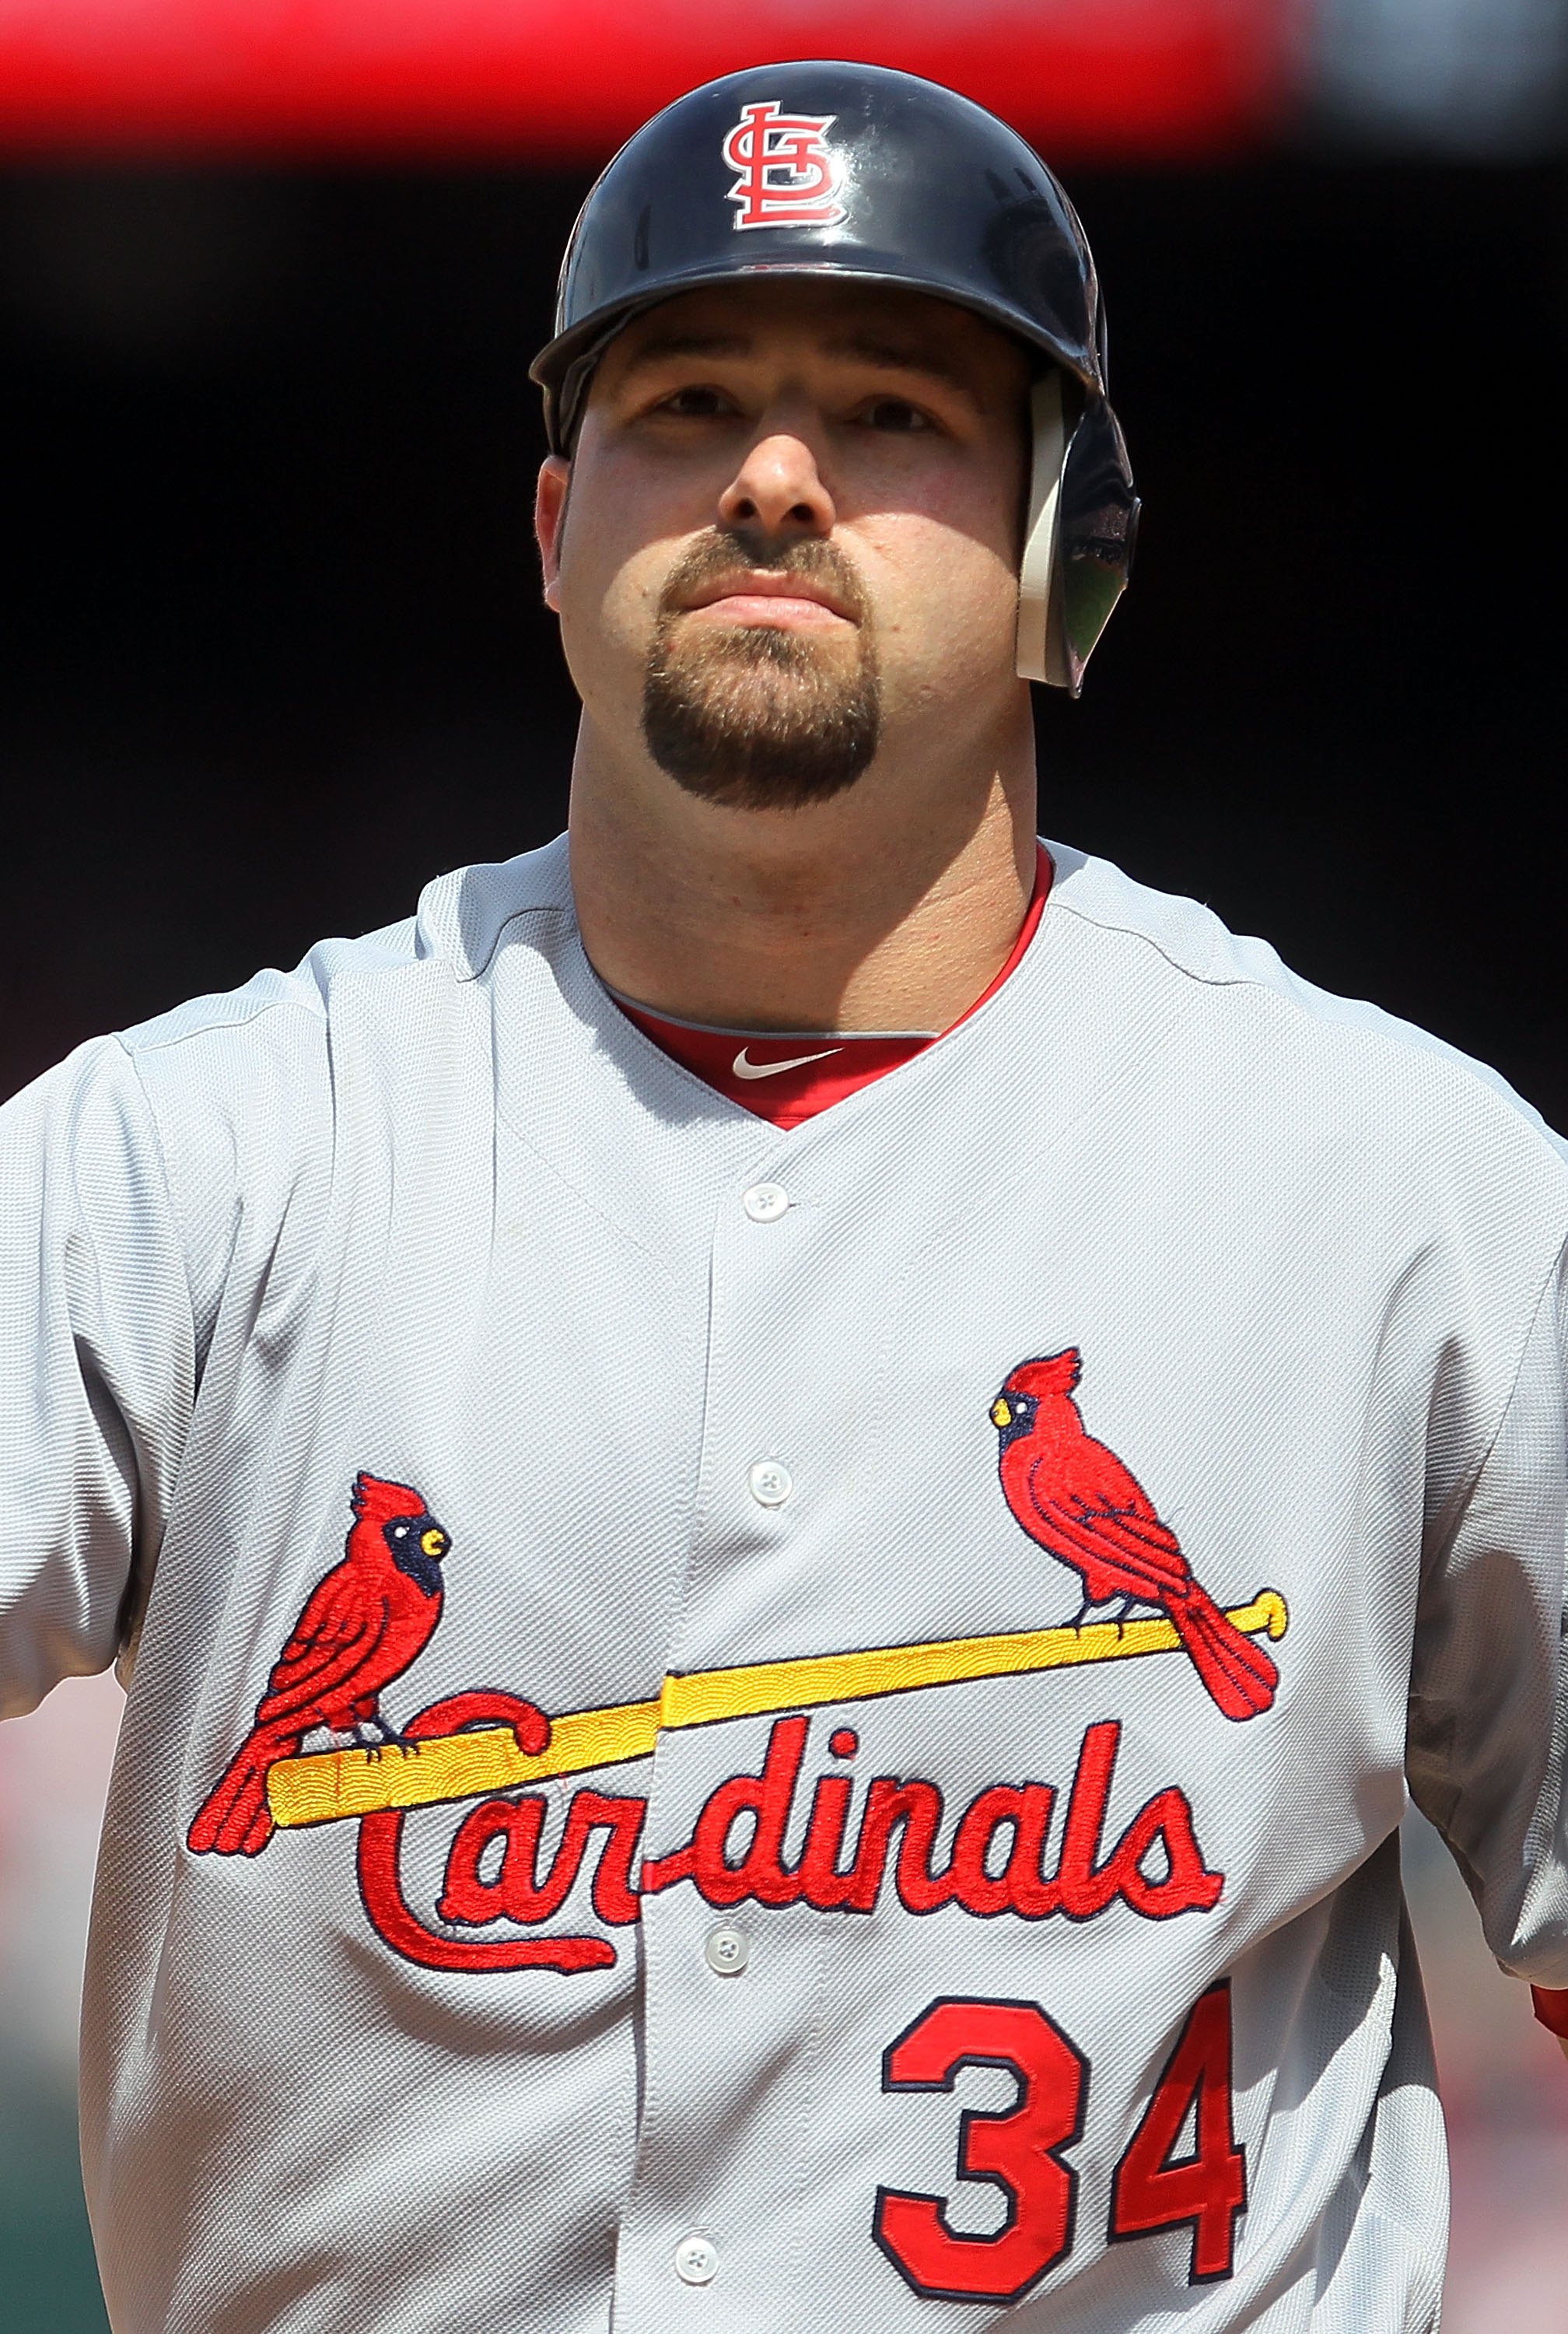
[875,1983,1246,2305]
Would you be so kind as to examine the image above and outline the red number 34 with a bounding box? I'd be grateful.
[873,1983,1246,2306]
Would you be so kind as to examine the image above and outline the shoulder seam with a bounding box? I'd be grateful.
[117,990,323,1057]
[1050,891,1227,993]
[116,941,450,1055]
[1050,890,1565,1145]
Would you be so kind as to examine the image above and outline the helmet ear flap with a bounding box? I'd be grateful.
[1017,375,1139,697]
[1058,396,1141,697]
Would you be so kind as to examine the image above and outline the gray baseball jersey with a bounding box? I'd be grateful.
[2,834,1566,2334]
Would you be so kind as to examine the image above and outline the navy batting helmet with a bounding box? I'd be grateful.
[530,61,1139,694]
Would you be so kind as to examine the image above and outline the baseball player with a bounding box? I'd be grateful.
[2,61,1565,2334]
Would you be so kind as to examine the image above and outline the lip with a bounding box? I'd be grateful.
[678,570,856,626]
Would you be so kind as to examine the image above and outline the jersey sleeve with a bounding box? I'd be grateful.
[0,1039,196,1717]
[1406,1241,1568,1989]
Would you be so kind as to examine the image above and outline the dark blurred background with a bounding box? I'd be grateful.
[2,2,1567,2327]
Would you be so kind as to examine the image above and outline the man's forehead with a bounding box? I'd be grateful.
[606,279,1027,384]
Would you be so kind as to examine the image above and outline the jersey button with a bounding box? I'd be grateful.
[743,1181,789,1222]
[748,1460,793,1507]
[674,2235,719,2286]
[705,1923,750,1975]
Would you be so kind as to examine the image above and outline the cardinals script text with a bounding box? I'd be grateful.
[355,1699,1224,1975]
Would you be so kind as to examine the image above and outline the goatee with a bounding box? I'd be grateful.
[642,530,881,811]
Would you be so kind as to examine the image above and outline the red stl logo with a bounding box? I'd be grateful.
[723,101,845,232]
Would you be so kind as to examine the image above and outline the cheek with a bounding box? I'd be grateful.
[859,512,1019,666]
[555,498,671,678]
[554,432,696,654]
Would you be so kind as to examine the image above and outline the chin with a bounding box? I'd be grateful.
[642,623,881,813]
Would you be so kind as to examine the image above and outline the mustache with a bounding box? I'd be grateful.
[657,527,870,625]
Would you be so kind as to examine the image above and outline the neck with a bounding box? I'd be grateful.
[567,700,1039,1035]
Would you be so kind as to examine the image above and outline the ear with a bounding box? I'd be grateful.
[534,456,571,613]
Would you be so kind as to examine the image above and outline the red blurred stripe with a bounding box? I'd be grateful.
[0,1,1295,161]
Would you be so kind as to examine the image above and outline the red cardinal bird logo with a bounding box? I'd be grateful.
[187,1473,451,1857]
[991,1351,1278,1722]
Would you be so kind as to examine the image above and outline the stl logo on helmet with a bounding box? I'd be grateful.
[723,101,845,231]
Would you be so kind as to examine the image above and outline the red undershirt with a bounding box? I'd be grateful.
[609,845,1052,1130]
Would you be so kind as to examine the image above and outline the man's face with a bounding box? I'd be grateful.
[537,279,1032,814]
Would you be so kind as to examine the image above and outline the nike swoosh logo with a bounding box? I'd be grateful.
[731,1045,843,1081]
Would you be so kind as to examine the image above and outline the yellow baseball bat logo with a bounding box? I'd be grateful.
[266,1589,1290,1833]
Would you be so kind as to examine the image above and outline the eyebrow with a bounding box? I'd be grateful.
[822,332,974,394]
[617,331,750,372]
[616,324,977,397]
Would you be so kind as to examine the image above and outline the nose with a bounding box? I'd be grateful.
[718,429,836,539]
